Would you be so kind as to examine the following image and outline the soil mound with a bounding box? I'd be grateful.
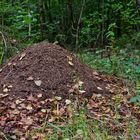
[0,42,139,138]
[0,42,118,99]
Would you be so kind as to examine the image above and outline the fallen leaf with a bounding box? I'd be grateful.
[37,93,42,98]
[41,109,47,113]
[0,69,2,72]
[48,116,55,122]
[79,90,86,94]
[7,85,13,88]
[20,103,26,108]
[105,108,111,113]
[93,71,99,75]
[11,103,16,109]
[0,94,9,98]
[34,80,42,86]
[8,62,12,66]
[97,87,103,90]
[59,108,65,116]
[65,99,71,105]
[78,80,84,86]
[26,104,33,110]
[26,117,33,125]
[53,109,59,116]
[55,96,62,101]
[27,94,36,101]
[68,61,74,66]
[67,56,73,61]
[16,99,22,104]
[3,88,9,93]
[27,76,34,81]
[87,100,99,109]
[19,53,26,60]
[12,109,20,115]
[20,138,26,140]
[41,101,45,104]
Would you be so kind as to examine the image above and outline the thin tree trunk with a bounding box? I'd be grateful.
[28,6,31,36]
[38,0,46,40]
[67,0,73,27]
[75,0,85,50]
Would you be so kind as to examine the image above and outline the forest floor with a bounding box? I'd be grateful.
[0,42,140,140]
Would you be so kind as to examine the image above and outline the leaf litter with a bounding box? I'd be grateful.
[0,42,139,139]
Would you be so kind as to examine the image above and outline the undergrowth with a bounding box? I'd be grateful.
[26,109,138,140]
[0,46,140,139]
[77,48,140,105]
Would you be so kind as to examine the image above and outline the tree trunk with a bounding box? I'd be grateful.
[38,0,46,40]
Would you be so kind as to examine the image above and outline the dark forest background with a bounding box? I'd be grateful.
[0,0,140,51]
[0,1,140,100]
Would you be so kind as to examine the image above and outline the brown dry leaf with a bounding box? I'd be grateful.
[37,93,42,98]
[41,109,47,113]
[26,104,33,110]
[48,116,55,122]
[16,99,23,104]
[105,108,111,113]
[20,138,26,140]
[78,80,84,86]
[65,99,71,105]
[45,98,55,102]
[93,71,99,75]
[34,80,42,86]
[95,94,102,98]
[0,93,9,98]
[87,100,99,109]
[73,83,79,90]
[68,61,74,66]
[92,112,102,118]
[11,103,16,109]
[67,56,73,61]
[55,96,62,101]
[79,90,86,94]
[27,76,34,81]
[41,101,45,104]
[53,109,59,116]
[19,53,26,60]
[8,62,12,66]
[95,76,102,80]
[59,108,65,116]
[27,94,36,101]
[12,109,20,115]
[69,88,74,93]
[7,85,13,88]
[26,117,33,125]
[21,116,33,126]
[20,103,26,108]
[3,88,9,93]
[97,86,103,90]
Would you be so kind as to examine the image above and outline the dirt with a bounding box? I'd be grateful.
[0,42,139,139]
[0,42,120,99]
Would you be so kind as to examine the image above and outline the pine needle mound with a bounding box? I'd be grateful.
[0,42,139,138]
[0,42,122,99]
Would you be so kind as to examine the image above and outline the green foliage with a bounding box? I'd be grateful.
[77,48,140,105]
[1,0,140,50]
[0,0,140,104]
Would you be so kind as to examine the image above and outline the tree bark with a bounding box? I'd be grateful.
[38,0,46,40]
